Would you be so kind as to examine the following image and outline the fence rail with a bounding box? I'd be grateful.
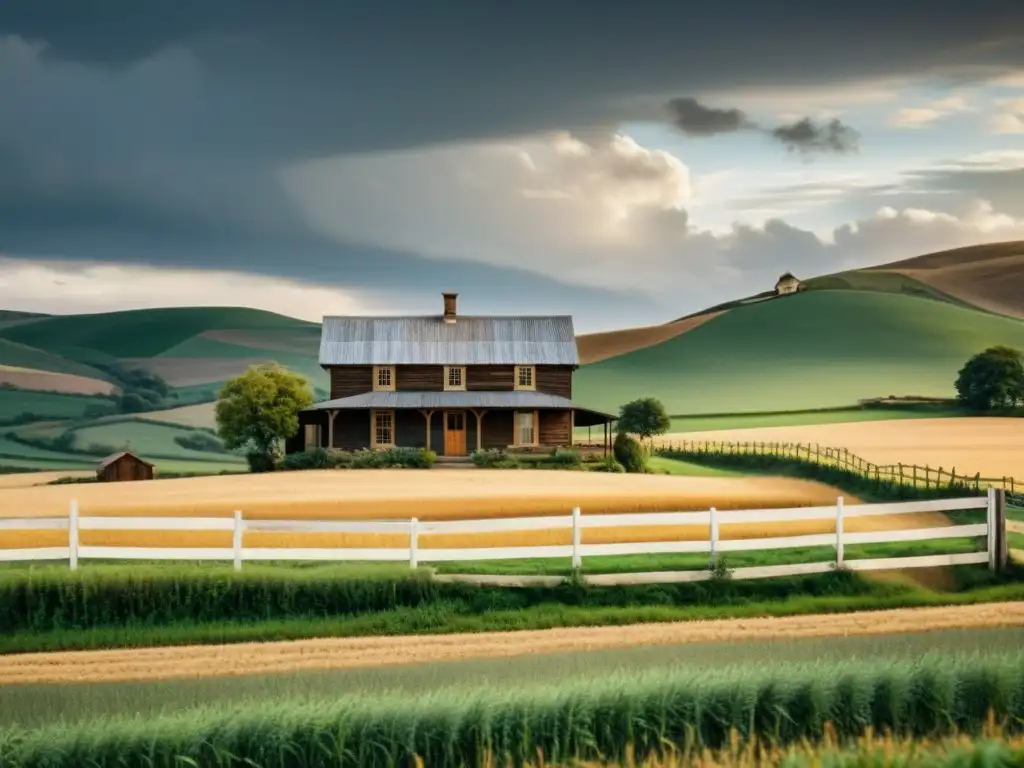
[655,439,1020,499]
[0,491,1008,579]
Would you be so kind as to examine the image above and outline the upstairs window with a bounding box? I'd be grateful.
[373,365,395,391]
[514,365,535,391]
[444,365,466,391]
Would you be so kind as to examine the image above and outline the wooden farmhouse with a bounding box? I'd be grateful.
[96,451,155,482]
[287,292,616,458]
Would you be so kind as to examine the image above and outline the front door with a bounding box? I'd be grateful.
[443,411,467,456]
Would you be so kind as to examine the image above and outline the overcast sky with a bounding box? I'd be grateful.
[1,1,1023,332]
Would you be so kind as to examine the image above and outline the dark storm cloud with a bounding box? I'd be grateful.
[665,98,753,136]
[771,117,861,154]
[664,97,862,155]
[0,0,1021,302]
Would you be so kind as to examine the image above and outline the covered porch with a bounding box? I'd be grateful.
[296,391,617,457]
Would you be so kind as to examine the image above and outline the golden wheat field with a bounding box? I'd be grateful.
[661,417,1024,481]
[0,468,961,552]
[2,602,1021,685]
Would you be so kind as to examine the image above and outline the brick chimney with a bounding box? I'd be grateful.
[442,292,458,323]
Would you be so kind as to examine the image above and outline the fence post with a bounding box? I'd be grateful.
[993,488,1007,574]
[987,487,996,572]
[571,507,582,569]
[409,517,419,569]
[835,496,844,567]
[708,506,718,569]
[68,499,79,571]
[232,510,243,571]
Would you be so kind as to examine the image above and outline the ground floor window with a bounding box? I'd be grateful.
[515,410,535,446]
[304,423,321,450]
[372,409,395,447]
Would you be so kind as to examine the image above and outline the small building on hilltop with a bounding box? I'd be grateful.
[96,450,155,482]
[775,272,802,295]
[288,292,618,457]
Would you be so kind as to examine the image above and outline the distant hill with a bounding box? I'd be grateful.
[574,289,1024,416]
[865,240,1024,319]
[3,240,1024,470]
[0,307,328,472]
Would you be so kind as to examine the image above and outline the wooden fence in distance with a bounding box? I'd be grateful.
[658,439,1019,498]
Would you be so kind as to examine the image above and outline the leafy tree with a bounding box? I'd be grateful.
[954,345,1024,412]
[616,397,672,448]
[215,364,314,472]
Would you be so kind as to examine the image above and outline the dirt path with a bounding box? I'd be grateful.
[3,602,1022,685]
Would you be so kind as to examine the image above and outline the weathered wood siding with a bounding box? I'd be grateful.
[396,366,444,391]
[481,410,514,449]
[539,410,572,446]
[326,364,575,398]
[535,366,573,398]
[331,410,372,450]
[98,455,154,482]
[467,366,515,391]
[395,410,428,448]
[329,366,373,399]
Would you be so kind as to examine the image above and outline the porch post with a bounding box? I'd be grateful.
[420,410,434,451]
[327,410,338,448]
[473,410,487,452]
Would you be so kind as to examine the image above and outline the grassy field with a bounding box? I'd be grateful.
[1,558,1018,652]
[0,306,319,358]
[801,268,979,309]
[0,388,115,422]
[574,290,1024,415]
[1,649,1022,767]
[69,419,244,464]
[0,339,113,380]
[4,626,1022,728]
[661,404,966,433]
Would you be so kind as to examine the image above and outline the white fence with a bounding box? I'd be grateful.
[0,491,1002,580]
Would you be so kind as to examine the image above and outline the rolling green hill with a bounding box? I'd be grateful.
[0,306,318,358]
[3,247,1024,473]
[574,290,1024,416]
[0,307,327,471]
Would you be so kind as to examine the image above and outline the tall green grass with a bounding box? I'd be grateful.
[1,653,1022,767]
[4,564,1020,654]
[0,564,883,635]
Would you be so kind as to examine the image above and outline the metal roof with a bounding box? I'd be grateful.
[96,451,154,470]
[318,315,579,366]
[304,391,615,423]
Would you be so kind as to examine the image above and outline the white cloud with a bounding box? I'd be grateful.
[281,132,695,292]
[279,130,1024,305]
[989,97,1024,134]
[890,94,971,128]
[0,260,395,320]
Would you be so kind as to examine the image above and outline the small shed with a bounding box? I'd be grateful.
[96,451,155,482]
[775,272,802,295]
